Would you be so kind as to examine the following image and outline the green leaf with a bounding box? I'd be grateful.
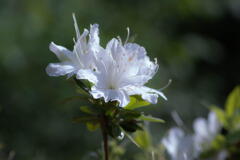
[80,106,95,115]
[139,115,165,123]
[74,78,90,93]
[72,116,98,123]
[120,120,142,132]
[118,109,141,120]
[108,124,122,138]
[134,130,151,150]
[120,127,140,148]
[124,95,150,110]
[86,122,100,131]
[225,86,240,117]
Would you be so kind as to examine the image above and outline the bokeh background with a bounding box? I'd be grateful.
[0,0,240,159]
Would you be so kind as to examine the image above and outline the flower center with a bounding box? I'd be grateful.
[108,84,116,90]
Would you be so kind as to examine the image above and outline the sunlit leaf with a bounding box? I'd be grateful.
[139,115,165,123]
[124,95,150,110]
[225,86,240,117]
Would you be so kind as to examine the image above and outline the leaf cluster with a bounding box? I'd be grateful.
[201,86,240,159]
[71,79,164,145]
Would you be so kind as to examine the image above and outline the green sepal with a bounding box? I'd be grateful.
[124,95,150,110]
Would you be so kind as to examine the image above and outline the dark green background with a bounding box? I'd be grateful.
[0,0,239,159]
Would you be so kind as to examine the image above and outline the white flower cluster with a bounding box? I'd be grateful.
[162,111,227,160]
[46,14,167,107]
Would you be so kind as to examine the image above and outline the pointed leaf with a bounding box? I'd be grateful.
[120,127,140,148]
[225,86,240,117]
[124,95,150,110]
[139,115,165,123]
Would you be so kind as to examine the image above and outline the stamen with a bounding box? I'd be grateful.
[72,13,81,39]
[117,36,122,44]
[124,27,130,44]
[159,79,172,91]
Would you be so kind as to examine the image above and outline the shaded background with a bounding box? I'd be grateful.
[0,0,240,159]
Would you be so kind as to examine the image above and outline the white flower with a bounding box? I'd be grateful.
[46,14,100,78]
[162,127,196,160]
[193,111,221,152]
[78,38,167,107]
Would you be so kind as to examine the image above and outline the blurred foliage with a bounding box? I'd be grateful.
[207,86,240,159]
[0,0,240,159]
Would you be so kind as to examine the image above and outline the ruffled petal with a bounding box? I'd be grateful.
[90,87,130,107]
[46,62,75,77]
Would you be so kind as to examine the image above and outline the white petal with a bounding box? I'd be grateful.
[49,42,72,61]
[124,86,167,104]
[46,63,75,77]
[89,24,100,52]
[124,42,146,58]
[90,88,130,107]
[76,69,98,84]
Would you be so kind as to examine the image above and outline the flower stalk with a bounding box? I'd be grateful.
[100,115,109,160]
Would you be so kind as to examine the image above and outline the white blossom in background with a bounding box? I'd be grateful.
[78,37,167,107]
[162,111,227,160]
[162,127,196,160]
[193,111,221,153]
[46,14,101,78]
